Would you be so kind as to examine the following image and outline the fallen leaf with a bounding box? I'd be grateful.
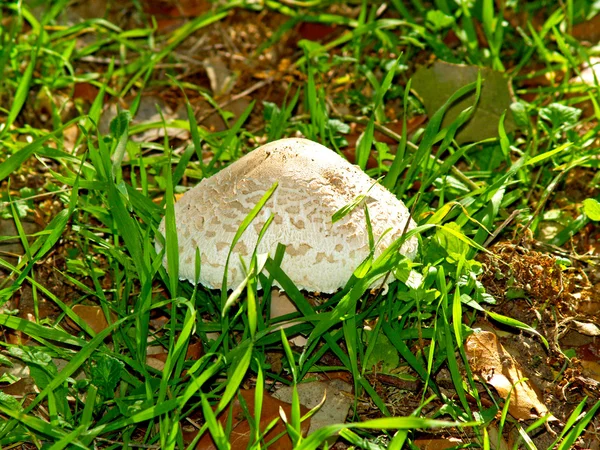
[142,0,211,32]
[297,21,337,41]
[270,289,307,347]
[62,123,80,153]
[412,61,516,143]
[196,388,310,450]
[571,320,600,337]
[99,96,190,142]
[272,379,352,436]
[71,305,116,334]
[572,15,600,43]
[73,83,100,104]
[576,294,600,317]
[580,360,600,383]
[364,329,399,372]
[465,330,549,420]
[146,341,203,366]
[572,57,600,87]
[487,424,510,450]
[343,116,427,169]
[413,437,464,449]
[204,56,236,97]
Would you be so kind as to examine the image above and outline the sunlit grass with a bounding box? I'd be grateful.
[0,1,598,448]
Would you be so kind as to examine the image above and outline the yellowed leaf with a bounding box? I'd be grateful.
[465,330,549,420]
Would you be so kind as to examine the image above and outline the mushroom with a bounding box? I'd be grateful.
[157,138,418,294]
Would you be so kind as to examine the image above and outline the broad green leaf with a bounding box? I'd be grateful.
[539,103,581,128]
[412,61,515,143]
[583,198,600,221]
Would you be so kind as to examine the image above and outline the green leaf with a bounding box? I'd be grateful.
[583,198,600,221]
[426,10,455,30]
[0,44,37,139]
[364,330,400,372]
[434,222,468,262]
[91,354,124,400]
[0,391,21,410]
[412,61,515,143]
[539,103,581,128]
[332,193,366,223]
[510,102,530,129]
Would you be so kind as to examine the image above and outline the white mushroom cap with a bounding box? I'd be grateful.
[157,138,418,294]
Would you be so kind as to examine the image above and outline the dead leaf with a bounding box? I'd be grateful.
[196,388,310,450]
[413,437,464,449]
[580,360,600,383]
[147,341,203,364]
[145,357,165,372]
[487,424,510,450]
[270,289,307,347]
[73,83,100,104]
[71,305,116,334]
[142,0,211,32]
[412,61,516,143]
[465,330,549,420]
[572,15,600,43]
[572,320,600,337]
[297,22,337,41]
[272,379,352,436]
[99,96,190,142]
[343,116,427,169]
[204,56,236,97]
[576,293,600,317]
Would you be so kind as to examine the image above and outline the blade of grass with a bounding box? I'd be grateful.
[0,41,38,139]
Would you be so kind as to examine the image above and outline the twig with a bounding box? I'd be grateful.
[483,208,528,248]
[196,79,272,123]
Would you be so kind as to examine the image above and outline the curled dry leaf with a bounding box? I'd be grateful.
[465,330,549,420]
[571,320,600,337]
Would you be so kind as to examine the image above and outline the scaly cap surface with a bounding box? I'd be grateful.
[157,138,418,293]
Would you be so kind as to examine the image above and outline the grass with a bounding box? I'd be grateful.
[0,0,599,449]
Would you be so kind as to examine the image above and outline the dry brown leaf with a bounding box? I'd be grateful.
[71,305,116,334]
[580,360,600,383]
[145,357,165,371]
[572,320,600,337]
[572,15,600,43]
[270,289,307,347]
[147,341,204,365]
[142,0,211,32]
[465,330,549,420]
[196,388,310,450]
[73,83,100,104]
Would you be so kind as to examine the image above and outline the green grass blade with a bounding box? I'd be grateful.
[0,43,38,139]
